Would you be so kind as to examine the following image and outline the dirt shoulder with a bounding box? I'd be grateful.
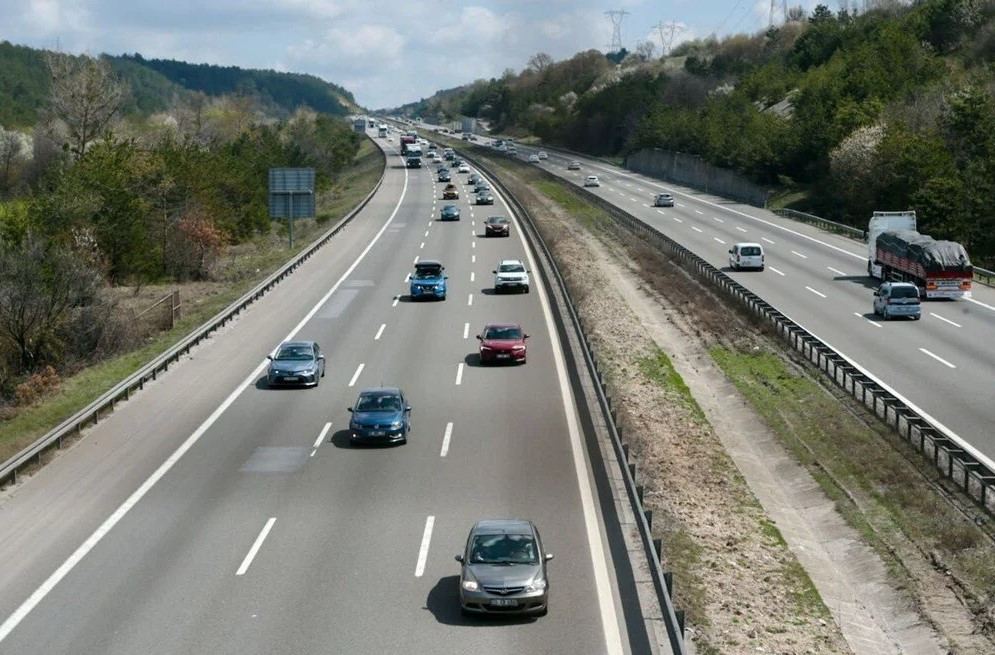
[465,147,995,655]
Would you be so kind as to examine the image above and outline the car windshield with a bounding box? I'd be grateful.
[469,534,538,564]
[488,217,507,224]
[484,326,522,340]
[740,246,761,256]
[275,346,313,361]
[414,267,442,279]
[356,394,402,412]
[499,263,524,273]
[891,285,919,299]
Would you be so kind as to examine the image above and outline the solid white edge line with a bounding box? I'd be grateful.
[805,286,827,298]
[0,156,412,645]
[929,312,961,328]
[374,323,386,340]
[414,516,435,577]
[236,517,277,576]
[495,183,625,654]
[455,363,464,386]
[919,348,957,369]
[440,422,453,457]
[348,363,365,387]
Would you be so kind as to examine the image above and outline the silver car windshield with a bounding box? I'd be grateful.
[275,347,312,361]
[470,534,538,564]
[499,264,524,273]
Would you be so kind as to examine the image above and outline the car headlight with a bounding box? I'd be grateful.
[436,284,445,290]
[299,369,314,376]
[512,345,526,350]
[389,420,404,430]
[480,345,492,351]
[461,579,479,591]
[525,579,547,592]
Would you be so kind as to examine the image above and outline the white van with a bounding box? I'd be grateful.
[728,242,765,270]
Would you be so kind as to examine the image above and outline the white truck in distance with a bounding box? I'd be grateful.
[867,211,973,299]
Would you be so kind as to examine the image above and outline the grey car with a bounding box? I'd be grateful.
[455,519,552,617]
[873,282,922,320]
[267,340,325,387]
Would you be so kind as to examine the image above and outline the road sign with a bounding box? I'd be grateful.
[268,168,315,247]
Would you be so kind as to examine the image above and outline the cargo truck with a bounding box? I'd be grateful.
[867,211,973,299]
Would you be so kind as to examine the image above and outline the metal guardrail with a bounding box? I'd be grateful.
[771,208,866,240]
[0,145,387,487]
[459,147,687,655]
[507,161,995,516]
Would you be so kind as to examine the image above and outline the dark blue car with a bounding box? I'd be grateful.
[410,260,447,300]
[348,388,411,446]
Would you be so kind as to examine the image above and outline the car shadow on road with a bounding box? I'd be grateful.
[424,575,535,627]
[463,353,483,367]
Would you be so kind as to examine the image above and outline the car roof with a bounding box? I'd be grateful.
[357,387,402,397]
[278,340,315,348]
[482,322,523,330]
[415,259,443,268]
[735,242,763,248]
[472,519,535,535]
[657,192,673,196]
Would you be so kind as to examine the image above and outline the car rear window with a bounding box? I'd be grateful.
[740,246,762,256]
[890,285,919,299]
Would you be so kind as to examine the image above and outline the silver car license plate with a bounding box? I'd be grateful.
[368,430,384,437]
[490,599,518,607]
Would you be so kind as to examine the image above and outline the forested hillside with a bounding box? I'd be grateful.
[392,0,995,266]
[0,41,356,128]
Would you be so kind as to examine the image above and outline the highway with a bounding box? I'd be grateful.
[0,133,640,654]
[437,127,995,463]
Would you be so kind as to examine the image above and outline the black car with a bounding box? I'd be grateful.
[438,169,452,182]
[468,173,482,185]
[266,341,325,387]
[474,181,490,193]
[440,205,461,221]
[476,191,494,205]
[484,216,509,237]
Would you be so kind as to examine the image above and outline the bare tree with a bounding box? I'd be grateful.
[635,41,657,60]
[0,128,24,196]
[526,52,554,73]
[787,5,807,21]
[45,52,127,160]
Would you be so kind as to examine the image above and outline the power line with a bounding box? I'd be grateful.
[712,0,746,36]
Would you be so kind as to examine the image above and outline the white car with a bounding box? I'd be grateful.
[567,161,581,170]
[584,175,600,187]
[654,193,674,207]
[507,146,518,155]
[458,163,470,173]
[537,151,548,160]
[528,154,540,163]
[493,259,530,294]
[728,243,765,271]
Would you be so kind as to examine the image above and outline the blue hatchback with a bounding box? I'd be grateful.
[348,388,411,445]
[410,260,447,300]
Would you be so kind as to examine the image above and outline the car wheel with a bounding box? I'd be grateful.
[524,286,530,294]
[460,606,471,617]
[537,606,548,617]
[883,308,890,321]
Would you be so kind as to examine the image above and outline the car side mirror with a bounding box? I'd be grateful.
[475,335,482,340]
[454,554,464,563]
[347,407,354,413]
[444,276,449,280]
[266,355,273,360]
[545,553,554,561]
[405,406,412,413]
[317,355,325,360]
[492,270,497,274]
[728,249,734,254]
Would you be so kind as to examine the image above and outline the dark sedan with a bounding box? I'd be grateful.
[484,216,510,237]
[440,204,461,221]
[476,191,494,205]
[348,387,411,445]
[455,519,552,617]
[267,341,325,387]
[477,323,528,364]
[438,169,452,182]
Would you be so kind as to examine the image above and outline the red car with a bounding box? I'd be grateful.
[476,323,529,365]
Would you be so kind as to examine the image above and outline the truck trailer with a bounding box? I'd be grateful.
[867,211,972,299]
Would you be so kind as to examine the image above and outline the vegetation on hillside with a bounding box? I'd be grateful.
[390,0,995,266]
[0,51,363,412]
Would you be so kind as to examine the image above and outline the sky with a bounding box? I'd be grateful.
[3,0,832,109]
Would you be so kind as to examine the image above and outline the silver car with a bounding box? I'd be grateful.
[873,282,921,320]
[455,519,552,617]
[266,340,325,387]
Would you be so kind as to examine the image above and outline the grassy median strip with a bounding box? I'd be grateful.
[0,142,384,466]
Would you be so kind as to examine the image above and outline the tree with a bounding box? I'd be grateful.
[526,52,554,74]
[0,127,24,196]
[44,53,128,160]
[635,41,656,61]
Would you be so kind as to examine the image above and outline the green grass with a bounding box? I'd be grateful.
[709,345,995,597]
[637,350,706,422]
[766,187,810,210]
[0,141,385,465]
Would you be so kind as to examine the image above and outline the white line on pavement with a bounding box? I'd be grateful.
[420,242,425,249]
[676,202,685,207]
[691,226,703,233]
[404,273,410,282]
[424,230,429,237]
[467,293,473,306]
[471,255,476,263]
[455,363,464,385]
[714,237,726,244]
[806,286,827,298]
[374,324,386,340]
[471,241,476,248]
[762,237,775,244]
[470,272,475,282]
[311,422,332,457]
[856,312,882,328]
[672,216,683,223]
[348,363,365,387]
[736,226,747,233]
[656,210,665,215]
[236,518,277,576]
[694,209,703,214]
[463,323,470,339]
[791,250,808,259]
[413,256,419,264]
[827,266,846,276]
[440,422,453,457]
[930,313,962,328]
[768,266,785,276]
[414,516,435,577]
[920,348,956,368]
[392,296,399,307]
[713,216,725,223]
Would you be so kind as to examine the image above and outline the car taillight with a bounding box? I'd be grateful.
[961,280,972,290]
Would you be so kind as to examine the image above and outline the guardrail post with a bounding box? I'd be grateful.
[664,571,673,595]
[653,537,662,559]
[644,509,653,530]
[676,609,686,636]
[636,484,644,503]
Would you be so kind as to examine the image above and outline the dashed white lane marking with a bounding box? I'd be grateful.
[463,323,470,339]
[424,230,429,237]
[413,256,419,264]
[471,241,476,249]
[470,272,475,282]
[791,250,808,259]
[676,202,686,207]
[440,422,454,457]
[856,312,883,328]
[672,216,683,223]
[392,296,399,307]
[471,255,476,263]
[656,210,666,215]
[374,324,386,340]
[761,237,775,245]
[455,363,465,385]
[714,237,726,244]
[311,422,332,457]
[467,294,473,306]
[930,313,962,328]
[236,518,277,576]
[348,363,364,387]
[806,286,827,298]
[827,266,846,276]
[694,209,703,215]
[920,348,956,368]
[414,516,435,577]
[629,196,638,202]
[691,226,703,233]
[404,273,410,282]
[735,226,747,233]
[768,266,785,276]
[713,216,725,223]
[420,242,425,249]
